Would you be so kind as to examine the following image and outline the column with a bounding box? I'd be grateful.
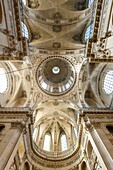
[0,124,22,170]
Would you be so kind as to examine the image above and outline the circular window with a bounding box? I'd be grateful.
[52,66,60,74]
[0,68,8,93]
[103,70,113,94]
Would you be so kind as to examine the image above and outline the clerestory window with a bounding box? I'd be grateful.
[61,134,67,151]
[21,22,29,39]
[84,22,94,42]
[88,0,94,8]
[103,70,113,94]
[43,133,51,151]
[22,0,26,5]
[33,128,38,142]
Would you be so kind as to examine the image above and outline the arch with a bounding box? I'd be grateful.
[0,68,8,93]
[81,161,87,170]
[85,98,99,107]
[0,2,2,24]
[43,133,51,151]
[12,98,27,107]
[23,162,30,170]
[87,141,93,158]
[33,127,38,142]
[61,133,67,151]
[74,127,77,138]
[103,70,113,94]
[0,124,5,132]
[106,125,113,134]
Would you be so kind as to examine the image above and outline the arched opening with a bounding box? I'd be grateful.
[23,162,30,170]
[0,125,5,132]
[43,133,51,151]
[33,127,38,142]
[81,161,87,170]
[106,125,113,134]
[0,2,2,24]
[0,68,8,93]
[74,127,77,138]
[87,141,93,158]
[61,134,67,151]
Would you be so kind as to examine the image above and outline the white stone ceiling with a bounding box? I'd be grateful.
[26,0,91,50]
[24,0,92,108]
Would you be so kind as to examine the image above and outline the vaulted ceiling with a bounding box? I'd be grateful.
[25,0,91,50]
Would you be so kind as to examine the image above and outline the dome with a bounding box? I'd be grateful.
[36,57,76,95]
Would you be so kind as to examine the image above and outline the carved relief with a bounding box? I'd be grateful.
[52,42,61,48]
[32,32,41,40]
[75,0,87,11]
[29,0,39,8]
[53,12,62,24]
[52,25,62,32]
